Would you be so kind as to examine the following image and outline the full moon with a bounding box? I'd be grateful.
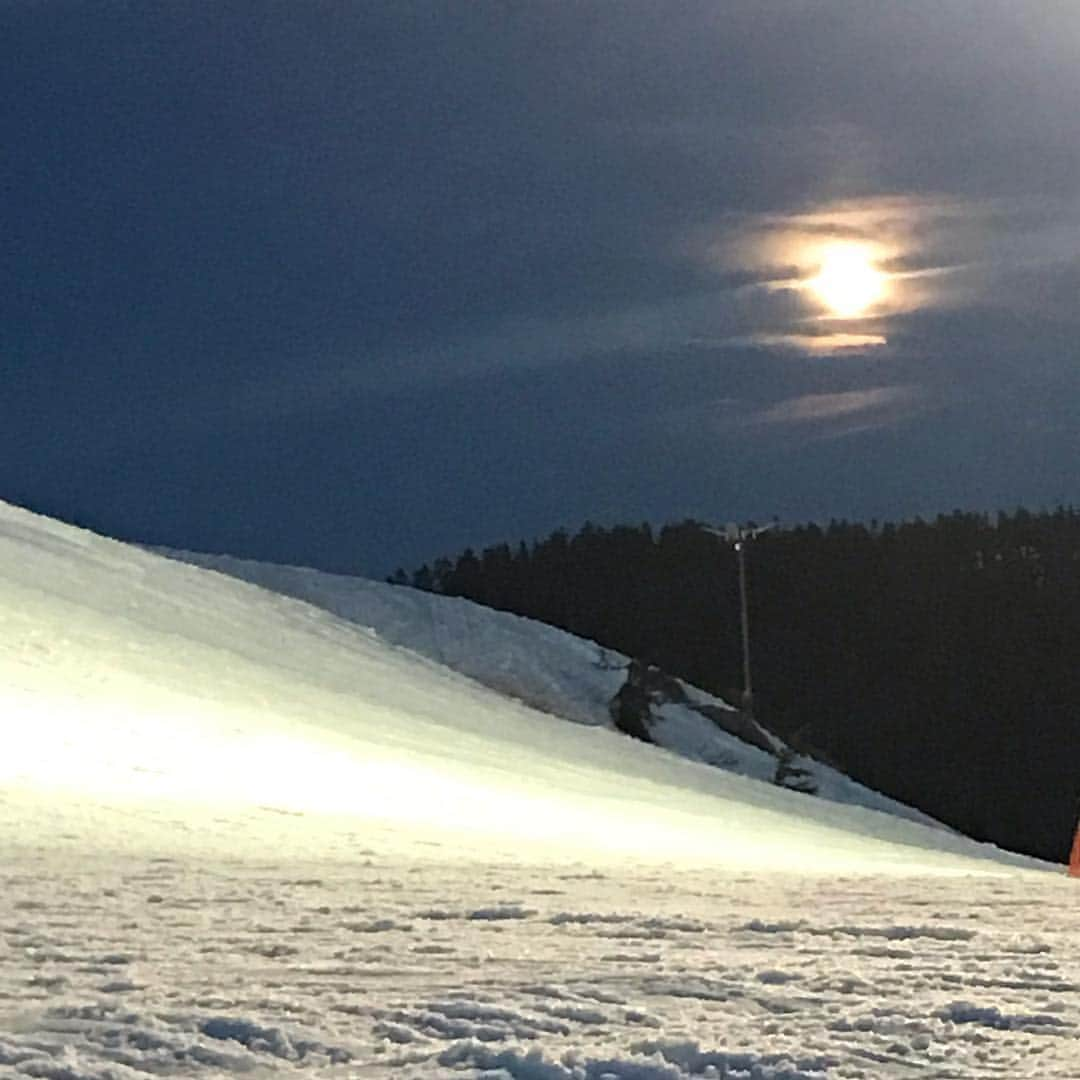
[809,243,886,318]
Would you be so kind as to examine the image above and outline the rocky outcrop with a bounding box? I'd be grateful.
[608,658,818,795]
[608,658,658,742]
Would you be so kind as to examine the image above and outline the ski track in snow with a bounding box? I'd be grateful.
[2,841,1078,1079]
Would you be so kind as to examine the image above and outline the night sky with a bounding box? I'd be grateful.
[5,2,1080,575]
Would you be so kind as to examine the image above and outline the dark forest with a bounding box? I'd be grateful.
[398,509,1080,863]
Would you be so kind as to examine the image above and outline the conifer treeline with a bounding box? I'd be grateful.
[397,508,1080,861]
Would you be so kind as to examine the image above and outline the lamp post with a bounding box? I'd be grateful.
[702,522,776,721]
[733,536,754,719]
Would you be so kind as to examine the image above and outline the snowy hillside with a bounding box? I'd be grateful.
[2,498,1010,873]
[4,498,1078,1080]
[165,550,943,828]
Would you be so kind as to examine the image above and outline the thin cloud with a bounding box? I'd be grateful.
[758,386,919,426]
[659,381,927,450]
[733,333,888,354]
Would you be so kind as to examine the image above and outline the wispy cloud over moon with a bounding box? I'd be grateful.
[661,381,926,450]
[758,385,919,427]
[727,333,888,354]
[689,193,1080,351]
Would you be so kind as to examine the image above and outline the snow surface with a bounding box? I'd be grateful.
[162,550,944,828]
[2,498,1078,1078]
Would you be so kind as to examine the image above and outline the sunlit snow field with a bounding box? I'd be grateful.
[2,500,1078,1078]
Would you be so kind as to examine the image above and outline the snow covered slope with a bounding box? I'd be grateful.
[6,500,1080,1080]
[0,499,1037,874]
[167,549,942,828]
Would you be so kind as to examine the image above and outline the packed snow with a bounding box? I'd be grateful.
[2,498,1078,1079]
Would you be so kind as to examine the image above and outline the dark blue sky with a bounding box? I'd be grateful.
[5,2,1080,574]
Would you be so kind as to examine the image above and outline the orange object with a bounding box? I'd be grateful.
[1070,824,1080,878]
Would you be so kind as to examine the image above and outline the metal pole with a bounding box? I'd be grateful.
[735,538,753,718]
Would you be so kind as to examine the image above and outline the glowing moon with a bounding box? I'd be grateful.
[809,243,886,318]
